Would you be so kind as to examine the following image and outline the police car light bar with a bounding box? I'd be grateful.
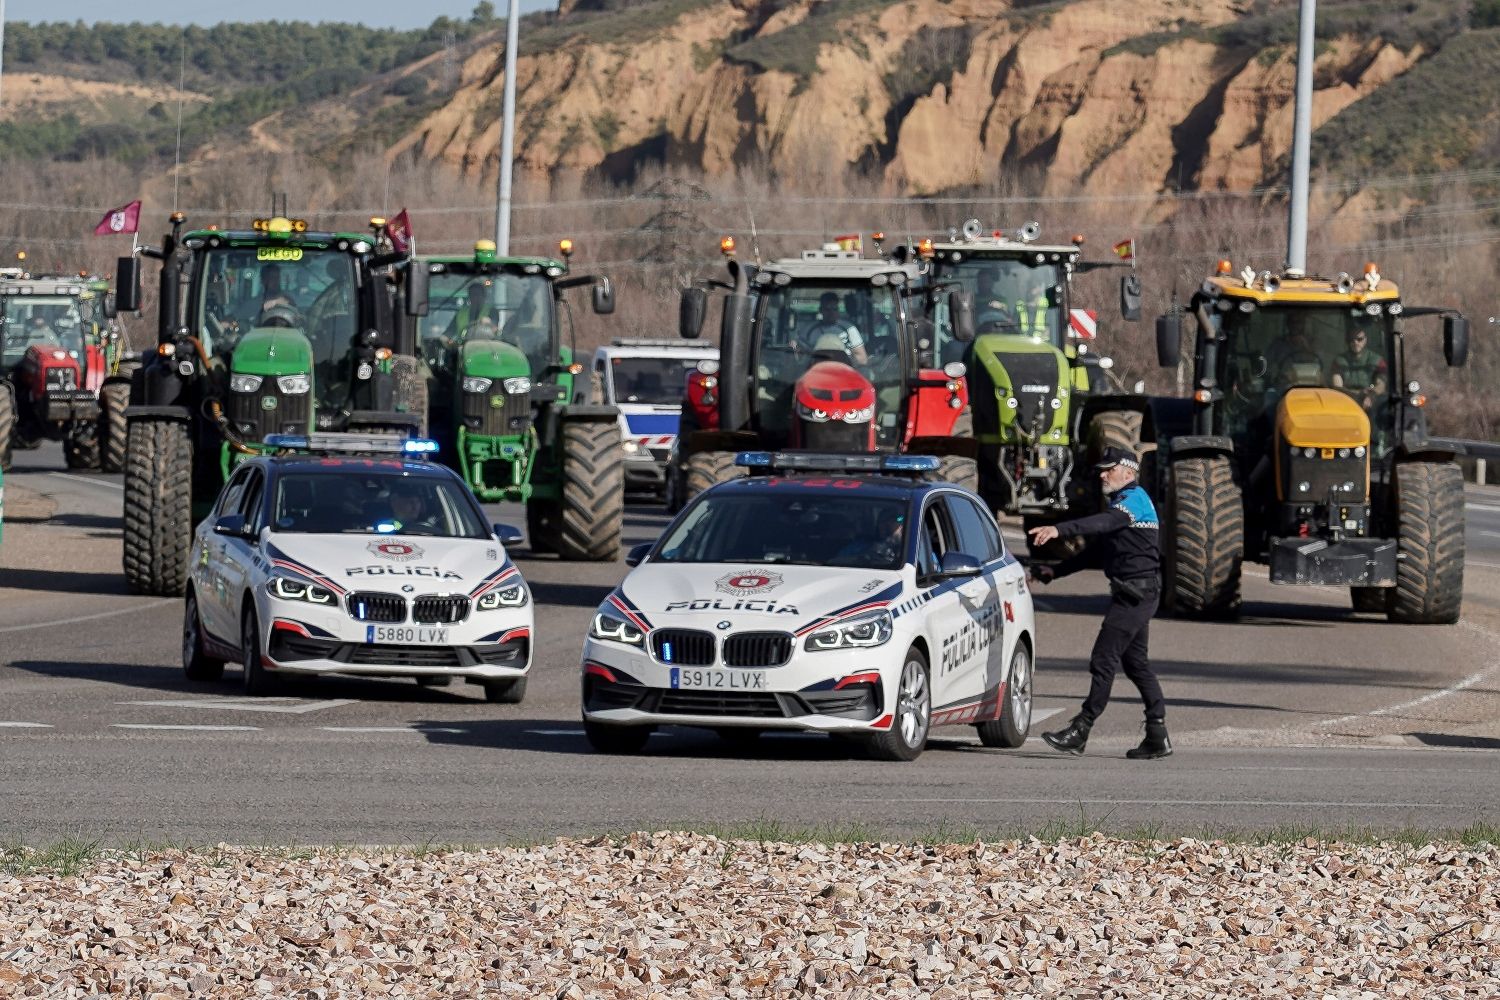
[734,451,941,474]
[263,433,439,456]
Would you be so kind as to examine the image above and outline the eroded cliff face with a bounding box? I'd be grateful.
[384,0,1423,206]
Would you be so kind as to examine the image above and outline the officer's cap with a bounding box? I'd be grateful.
[1093,446,1140,472]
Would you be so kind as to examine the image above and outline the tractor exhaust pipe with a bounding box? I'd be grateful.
[719,259,753,433]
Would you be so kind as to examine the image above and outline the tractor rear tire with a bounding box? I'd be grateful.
[98,382,129,473]
[123,419,193,596]
[1086,410,1140,459]
[1388,462,1465,624]
[925,454,979,493]
[556,420,624,561]
[1164,455,1242,617]
[64,421,100,470]
[683,450,740,504]
[0,384,14,472]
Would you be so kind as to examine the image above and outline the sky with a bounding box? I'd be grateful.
[3,1,557,29]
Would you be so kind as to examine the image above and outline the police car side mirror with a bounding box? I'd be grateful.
[213,513,252,539]
[1444,314,1469,367]
[625,542,653,567]
[492,523,524,547]
[938,551,982,578]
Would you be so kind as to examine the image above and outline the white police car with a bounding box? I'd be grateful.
[183,434,532,701]
[580,452,1036,760]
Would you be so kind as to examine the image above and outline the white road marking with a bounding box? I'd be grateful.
[1030,708,1064,725]
[1317,618,1500,729]
[48,472,124,491]
[0,602,166,634]
[317,726,467,734]
[1480,530,1500,538]
[1467,502,1500,513]
[123,697,355,715]
[112,724,261,732]
[854,796,1472,810]
[0,721,52,728]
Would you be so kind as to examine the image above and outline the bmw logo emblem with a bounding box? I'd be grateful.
[716,620,732,630]
[402,584,416,593]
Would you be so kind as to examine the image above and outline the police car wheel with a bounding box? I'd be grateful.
[482,677,527,704]
[182,590,225,682]
[977,642,1031,748]
[583,719,653,754]
[865,647,931,762]
[241,606,274,696]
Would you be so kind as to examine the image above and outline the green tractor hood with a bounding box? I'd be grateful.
[231,327,315,377]
[970,334,1085,447]
[461,339,531,381]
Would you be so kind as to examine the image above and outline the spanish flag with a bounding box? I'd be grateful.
[1112,238,1135,261]
[835,233,863,253]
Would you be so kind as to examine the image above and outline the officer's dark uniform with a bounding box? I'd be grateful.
[1035,447,1171,759]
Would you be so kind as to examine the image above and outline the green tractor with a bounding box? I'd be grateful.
[117,212,429,596]
[415,238,623,560]
[916,220,1143,546]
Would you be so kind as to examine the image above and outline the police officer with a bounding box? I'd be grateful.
[1026,446,1171,759]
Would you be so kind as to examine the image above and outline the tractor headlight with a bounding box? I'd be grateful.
[277,374,310,395]
[477,585,528,610]
[795,401,831,422]
[622,439,640,454]
[502,376,531,394]
[267,575,336,606]
[590,611,645,648]
[804,610,893,652]
[229,374,263,393]
[1354,446,1366,458]
[1302,447,1317,459]
[1337,448,1350,459]
[841,405,874,424]
[463,376,492,393]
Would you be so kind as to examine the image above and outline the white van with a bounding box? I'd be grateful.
[591,339,719,498]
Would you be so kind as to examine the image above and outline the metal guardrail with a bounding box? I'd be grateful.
[1430,438,1500,461]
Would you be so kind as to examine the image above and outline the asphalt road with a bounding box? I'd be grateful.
[2,442,1497,844]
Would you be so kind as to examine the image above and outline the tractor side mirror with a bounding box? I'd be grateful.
[592,275,615,315]
[1120,273,1142,322]
[404,264,429,317]
[679,287,708,339]
[625,542,653,567]
[1155,313,1181,368]
[948,287,975,343]
[103,292,118,319]
[1444,314,1469,367]
[115,257,141,313]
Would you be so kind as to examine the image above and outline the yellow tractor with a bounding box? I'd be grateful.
[1150,260,1469,623]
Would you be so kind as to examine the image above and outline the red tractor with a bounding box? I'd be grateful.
[668,237,976,503]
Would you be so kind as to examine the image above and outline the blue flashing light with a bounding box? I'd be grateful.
[734,451,774,468]
[403,438,439,455]
[264,434,310,450]
[882,455,941,472]
[662,641,674,663]
[374,521,400,534]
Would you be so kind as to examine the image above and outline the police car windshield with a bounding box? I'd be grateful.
[656,491,908,570]
[270,470,489,538]
[609,356,695,405]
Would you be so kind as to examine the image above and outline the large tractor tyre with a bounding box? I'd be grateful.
[1350,587,1387,614]
[1086,410,1141,460]
[0,384,15,472]
[924,455,979,493]
[683,450,741,504]
[555,420,624,561]
[64,421,100,470]
[950,408,973,440]
[391,354,428,435]
[98,382,130,473]
[1388,462,1465,625]
[1163,456,1243,618]
[122,419,193,597]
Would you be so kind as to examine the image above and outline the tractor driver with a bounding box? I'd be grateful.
[802,291,868,364]
[446,280,497,343]
[1267,313,1324,387]
[256,265,298,326]
[1331,323,1388,412]
[1015,274,1051,337]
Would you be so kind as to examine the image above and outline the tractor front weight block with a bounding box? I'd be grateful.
[1269,536,1397,587]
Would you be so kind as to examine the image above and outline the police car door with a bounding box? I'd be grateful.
[915,494,995,714]
[217,468,266,634]
[941,492,1010,714]
[197,465,253,641]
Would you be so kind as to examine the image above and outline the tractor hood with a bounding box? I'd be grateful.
[970,333,1072,444]
[794,360,875,417]
[232,327,314,377]
[1277,388,1369,448]
[460,339,530,380]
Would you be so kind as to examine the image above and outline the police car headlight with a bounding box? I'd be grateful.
[804,610,893,652]
[267,575,337,606]
[277,374,311,395]
[478,585,528,610]
[590,611,645,648]
[229,373,262,393]
[841,405,874,424]
[462,376,492,393]
[502,376,531,394]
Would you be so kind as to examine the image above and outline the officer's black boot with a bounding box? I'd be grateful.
[1126,719,1172,760]
[1042,714,1091,756]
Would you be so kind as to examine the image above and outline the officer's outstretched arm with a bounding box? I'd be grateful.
[1053,507,1130,540]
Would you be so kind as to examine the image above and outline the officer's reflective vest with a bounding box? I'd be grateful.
[1015,299,1048,336]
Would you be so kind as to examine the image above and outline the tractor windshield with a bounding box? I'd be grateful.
[753,282,905,446]
[1,295,88,368]
[194,247,357,370]
[1217,305,1394,443]
[938,257,1066,358]
[421,270,554,381]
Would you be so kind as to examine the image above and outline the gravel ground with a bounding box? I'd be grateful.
[2,834,1497,998]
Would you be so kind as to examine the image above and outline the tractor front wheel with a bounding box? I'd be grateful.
[924,454,978,493]
[1163,455,1243,617]
[683,450,740,505]
[556,420,624,561]
[123,419,193,596]
[98,382,130,473]
[64,421,100,470]
[1388,462,1464,624]
[0,384,15,472]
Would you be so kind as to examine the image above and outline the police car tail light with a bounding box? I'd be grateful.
[804,610,893,652]
[462,376,492,393]
[277,374,311,395]
[590,612,645,648]
[478,585,528,610]
[268,575,336,606]
[841,405,874,424]
[230,373,262,393]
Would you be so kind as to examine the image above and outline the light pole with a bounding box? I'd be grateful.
[494,0,520,255]
[1285,0,1315,276]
